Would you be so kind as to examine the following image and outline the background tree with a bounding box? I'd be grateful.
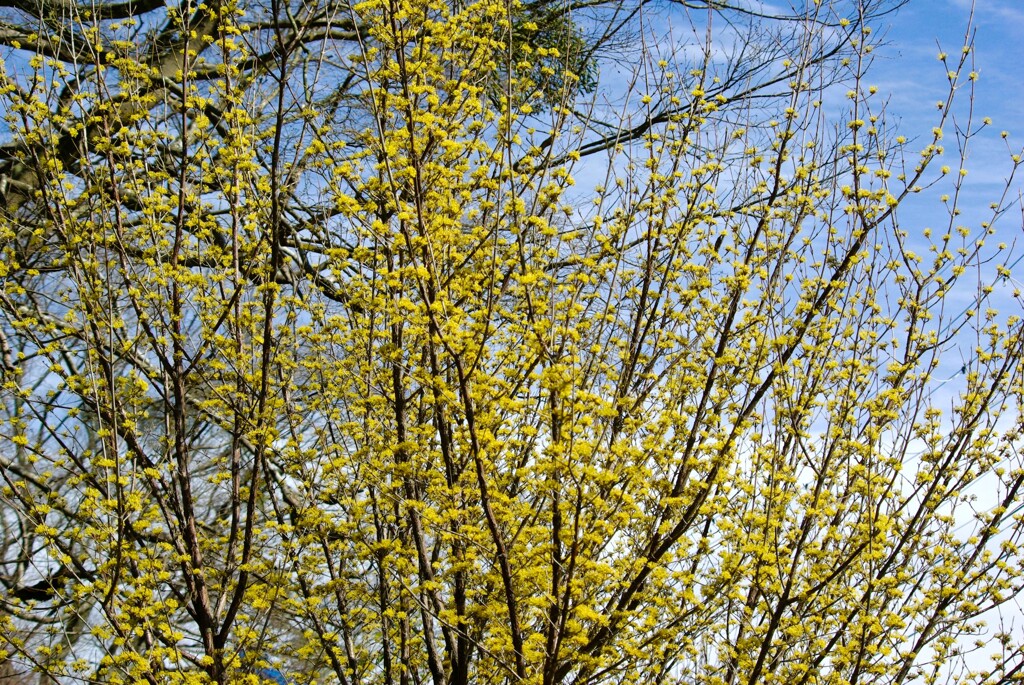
[1,0,1023,683]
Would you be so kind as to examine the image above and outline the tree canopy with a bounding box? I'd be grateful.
[1,0,1024,683]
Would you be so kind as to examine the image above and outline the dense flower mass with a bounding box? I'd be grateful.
[0,0,1023,683]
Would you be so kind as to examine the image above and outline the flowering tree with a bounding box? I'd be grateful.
[1,0,1023,683]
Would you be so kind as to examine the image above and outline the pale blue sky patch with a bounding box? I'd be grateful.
[877,0,1023,170]
[862,2,1024,384]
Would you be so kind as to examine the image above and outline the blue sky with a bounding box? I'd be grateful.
[885,4,1024,365]
[884,0,1023,121]
[867,1,1024,382]
[878,0,1023,189]
[578,1,1024,388]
